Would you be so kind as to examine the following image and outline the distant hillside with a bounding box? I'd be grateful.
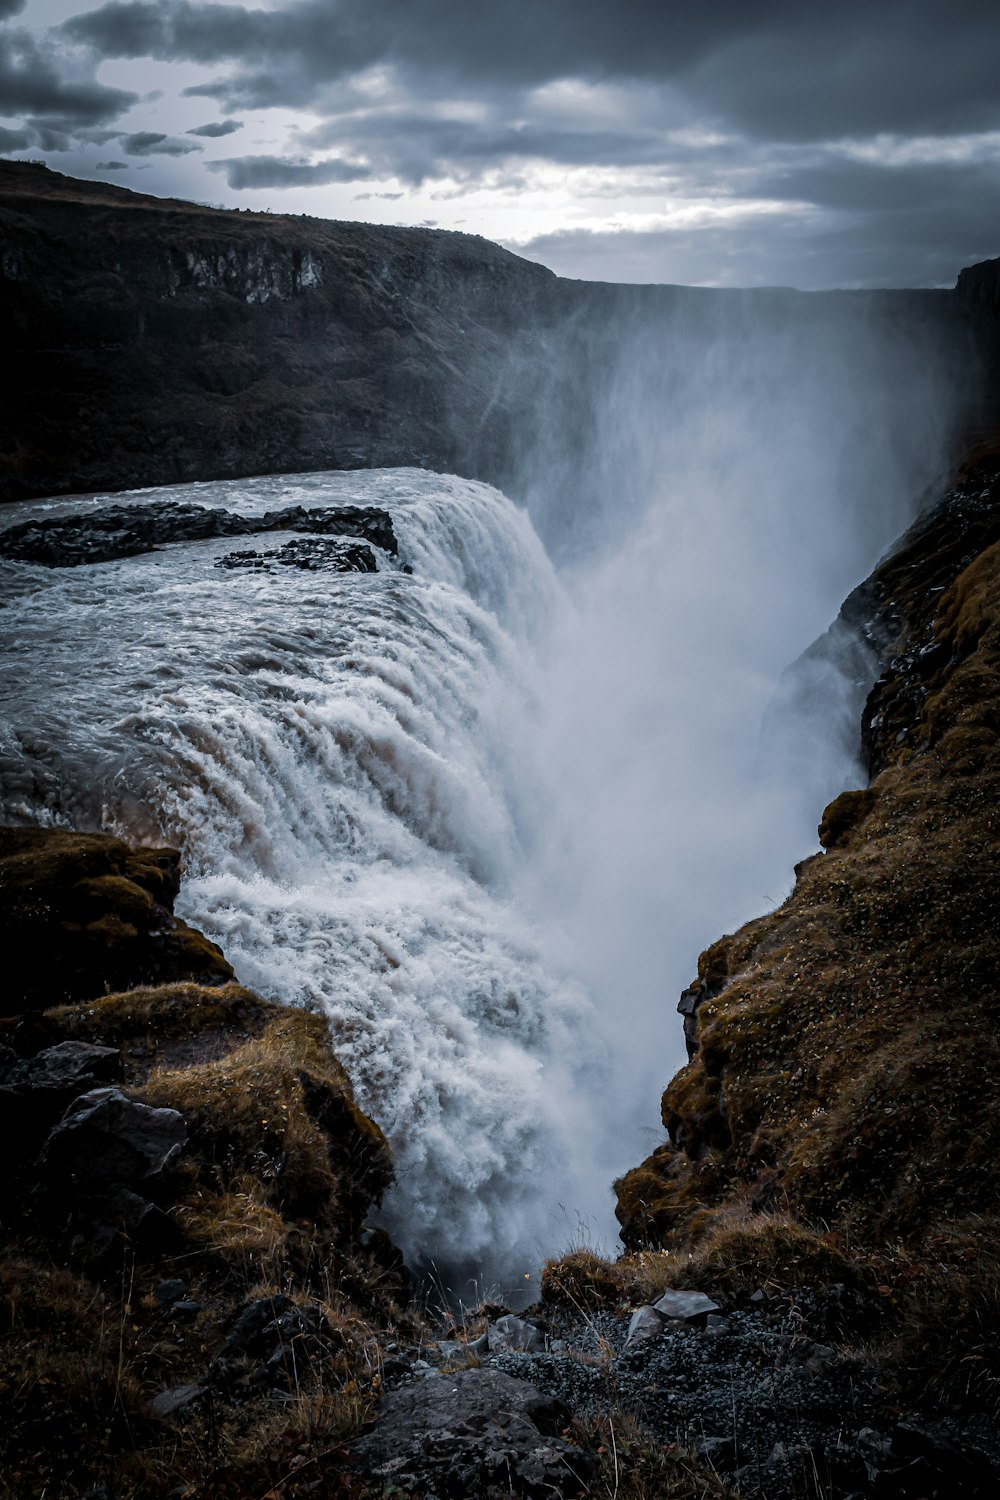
[1,159,992,504]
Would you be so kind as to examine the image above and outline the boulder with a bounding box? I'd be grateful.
[352,1367,593,1498]
[624,1305,667,1346]
[487,1314,546,1354]
[0,1041,125,1166]
[653,1289,721,1323]
[39,1087,186,1192]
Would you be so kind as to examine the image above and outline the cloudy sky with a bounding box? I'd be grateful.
[1,0,998,287]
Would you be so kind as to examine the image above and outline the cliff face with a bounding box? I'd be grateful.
[0,159,567,500]
[615,453,1000,1400]
[1,159,990,506]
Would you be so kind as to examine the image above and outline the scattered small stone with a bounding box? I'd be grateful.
[704,1313,734,1334]
[170,1301,201,1318]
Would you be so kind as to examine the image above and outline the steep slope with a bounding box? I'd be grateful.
[615,453,1000,1401]
[0,159,565,500]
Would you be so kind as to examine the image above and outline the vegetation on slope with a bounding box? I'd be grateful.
[610,457,1000,1406]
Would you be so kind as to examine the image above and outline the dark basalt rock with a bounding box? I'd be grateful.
[39,1086,186,1190]
[215,535,378,573]
[37,1085,187,1252]
[0,498,397,568]
[351,1367,594,1499]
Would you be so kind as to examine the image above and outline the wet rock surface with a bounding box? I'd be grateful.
[215,534,379,573]
[0,498,397,568]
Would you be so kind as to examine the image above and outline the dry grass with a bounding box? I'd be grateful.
[614,465,1000,1402]
[573,1412,735,1500]
[0,973,419,1496]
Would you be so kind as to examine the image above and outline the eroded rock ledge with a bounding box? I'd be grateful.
[0,499,398,568]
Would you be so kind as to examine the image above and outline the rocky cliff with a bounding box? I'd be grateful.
[0,158,566,501]
[612,452,1000,1414]
[1,159,992,507]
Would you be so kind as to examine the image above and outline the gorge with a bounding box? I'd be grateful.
[2,159,1000,1499]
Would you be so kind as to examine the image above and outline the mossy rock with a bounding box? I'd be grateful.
[540,1249,622,1310]
[817,787,876,849]
[0,826,232,1013]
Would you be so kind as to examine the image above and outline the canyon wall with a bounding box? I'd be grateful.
[1,158,990,507]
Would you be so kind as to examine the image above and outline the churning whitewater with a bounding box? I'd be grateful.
[0,280,969,1288]
[0,470,621,1283]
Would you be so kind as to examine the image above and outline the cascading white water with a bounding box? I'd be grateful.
[0,290,972,1294]
[0,470,625,1289]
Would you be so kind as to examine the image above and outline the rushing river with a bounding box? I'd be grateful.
[0,291,970,1295]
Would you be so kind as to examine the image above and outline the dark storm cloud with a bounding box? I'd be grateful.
[0,123,30,149]
[0,27,137,125]
[207,153,371,188]
[120,129,201,155]
[62,0,1000,140]
[0,0,26,17]
[186,118,242,137]
[299,112,676,185]
[761,157,1000,217]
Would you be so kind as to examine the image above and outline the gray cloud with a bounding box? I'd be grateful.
[62,0,999,141]
[96,158,129,169]
[518,181,1000,291]
[0,0,992,287]
[0,27,137,125]
[120,129,202,155]
[207,153,371,188]
[0,123,30,150]
[0,0,26,17]
[186,118,242,137]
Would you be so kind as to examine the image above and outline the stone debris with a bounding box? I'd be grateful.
[351,1367,594,1498]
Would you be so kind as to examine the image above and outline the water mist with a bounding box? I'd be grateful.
[0,283,977,1298]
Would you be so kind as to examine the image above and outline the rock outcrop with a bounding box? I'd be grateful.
[615,454,1000,1410]
[0,825,232,1013]
[0,825,406,1499]
[0,498,398,567]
